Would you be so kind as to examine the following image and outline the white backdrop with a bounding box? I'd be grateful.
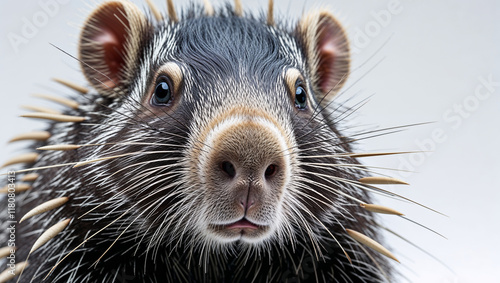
[0,0,498,282]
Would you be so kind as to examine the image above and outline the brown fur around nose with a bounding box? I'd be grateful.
[203,115,288,225]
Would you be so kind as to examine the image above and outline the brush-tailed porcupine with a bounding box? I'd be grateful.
[0,0,431,282]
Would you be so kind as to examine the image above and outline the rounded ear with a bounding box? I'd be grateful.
[79,0,150,97]
[298,10,350,104]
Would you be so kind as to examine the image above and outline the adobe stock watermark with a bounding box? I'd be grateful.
[397,74,499,177]
[5,171,18,277]
[7,0,70,54]
[350,0,405,55]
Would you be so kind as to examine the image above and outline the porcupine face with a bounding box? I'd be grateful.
[75,1,353,251]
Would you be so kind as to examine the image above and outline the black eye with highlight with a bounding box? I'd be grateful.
[295,85,307,110]
[151,77,172,106]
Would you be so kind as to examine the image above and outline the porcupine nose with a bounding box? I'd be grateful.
[218,160,279,210]
[207,118,288,213]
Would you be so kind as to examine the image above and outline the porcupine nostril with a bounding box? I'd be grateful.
[220,161,236,178]
[264,164,278,179]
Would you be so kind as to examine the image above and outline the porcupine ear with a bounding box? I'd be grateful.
[78,0,150,97]
[298,10,350,104]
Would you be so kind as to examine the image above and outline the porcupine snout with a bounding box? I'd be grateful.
[197,108,292,243]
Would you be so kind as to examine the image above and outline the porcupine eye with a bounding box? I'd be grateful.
[295,85,307,110]
[152,77,172,106]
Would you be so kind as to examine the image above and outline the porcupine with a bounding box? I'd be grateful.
[0,0,425,282]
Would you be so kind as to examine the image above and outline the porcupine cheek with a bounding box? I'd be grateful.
[197,113,291,243]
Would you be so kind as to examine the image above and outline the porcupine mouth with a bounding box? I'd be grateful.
[208,218,270,242]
